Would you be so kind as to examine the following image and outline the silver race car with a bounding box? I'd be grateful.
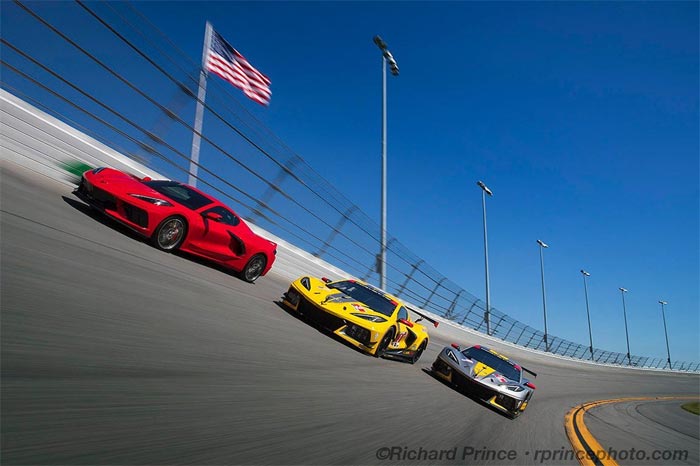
[431,343,537,418]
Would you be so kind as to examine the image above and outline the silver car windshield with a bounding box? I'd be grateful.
[462,347,521,382]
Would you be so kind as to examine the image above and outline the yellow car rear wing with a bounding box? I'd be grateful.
[406,306,440,328]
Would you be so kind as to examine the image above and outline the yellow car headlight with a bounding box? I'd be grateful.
[350,313,387,323]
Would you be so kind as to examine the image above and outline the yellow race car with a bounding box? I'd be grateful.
[282,276,438,363]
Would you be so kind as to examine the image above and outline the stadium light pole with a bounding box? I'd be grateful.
[373,35,399,291]
[537,240,549,351]
[477,181,493,335]
[658,300,672,369]
[619,288,631,366]
[580,270,594,360]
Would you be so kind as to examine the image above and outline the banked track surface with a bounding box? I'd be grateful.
[2,162,698,466]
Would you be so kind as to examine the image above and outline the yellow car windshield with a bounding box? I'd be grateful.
[328,281,396,317]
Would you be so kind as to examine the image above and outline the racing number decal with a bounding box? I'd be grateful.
[391,331,408,348]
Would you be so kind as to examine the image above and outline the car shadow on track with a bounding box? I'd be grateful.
[62,195,251,283]
[421,367,517,420]
[62,196,145,242]
[272,299,390,360]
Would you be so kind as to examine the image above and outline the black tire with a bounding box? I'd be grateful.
[152,216,187,251]
[241,254,267,283]
[375,328,395,358]
[411,340,427,364]
[431,357,448,375]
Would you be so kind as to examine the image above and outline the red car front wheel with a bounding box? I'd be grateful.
[152,216,187,251]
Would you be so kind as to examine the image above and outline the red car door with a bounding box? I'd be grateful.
[190,205,247,266]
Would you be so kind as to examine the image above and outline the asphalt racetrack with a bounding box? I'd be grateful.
[2,162,698,465]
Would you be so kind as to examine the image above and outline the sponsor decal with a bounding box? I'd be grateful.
[391,331,408,347]
[352,303,366,312]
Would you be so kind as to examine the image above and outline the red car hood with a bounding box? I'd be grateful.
[88,168,159,194]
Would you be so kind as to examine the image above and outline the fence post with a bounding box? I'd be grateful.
[314,205,358,258]
[552,339,565,354]
[524,331,537,348]
[248,157,300,222]
[534,336,547,351]
[445,289,465,319]
[422,277,447,308]
[514,326,528,345]
[491,315,507,335]
[459,302,479,326]
[503,321,518,341]
[397,259,424,296]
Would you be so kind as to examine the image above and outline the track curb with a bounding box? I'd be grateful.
[564,396,698,466]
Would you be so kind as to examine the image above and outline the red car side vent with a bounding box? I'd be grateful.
[433,321,439,328]
[525,382,536,390]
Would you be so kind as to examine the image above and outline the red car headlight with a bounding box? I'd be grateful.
[128,194,173,207]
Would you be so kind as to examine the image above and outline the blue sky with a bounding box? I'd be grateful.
[2,1,698,363]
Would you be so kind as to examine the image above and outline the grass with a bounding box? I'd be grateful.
[60,160,93,178]
[681,402,699,415]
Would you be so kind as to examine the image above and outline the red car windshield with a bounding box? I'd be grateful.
[143,181,213,210]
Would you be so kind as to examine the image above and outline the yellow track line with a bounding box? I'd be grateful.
[564,395,698,466]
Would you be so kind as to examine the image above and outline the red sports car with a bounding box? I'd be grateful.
[74,167,277,282]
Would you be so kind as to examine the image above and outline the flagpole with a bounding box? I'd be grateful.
[188,21,213,187]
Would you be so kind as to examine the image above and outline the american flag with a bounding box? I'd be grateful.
[206,30,271,106]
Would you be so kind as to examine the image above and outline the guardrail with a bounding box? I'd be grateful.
[1,0,697,373]
[3,88,698,373]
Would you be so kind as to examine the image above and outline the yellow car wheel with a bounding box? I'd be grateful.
[411,341,427,364]
[375,328,395,357]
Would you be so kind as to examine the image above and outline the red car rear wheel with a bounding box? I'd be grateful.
[241,254,266,283]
